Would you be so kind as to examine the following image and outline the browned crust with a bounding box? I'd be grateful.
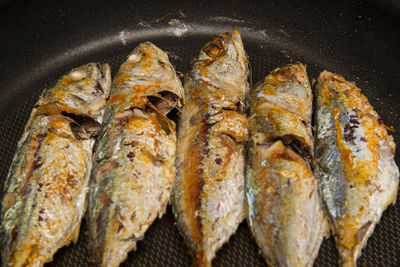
[180,122,210,265]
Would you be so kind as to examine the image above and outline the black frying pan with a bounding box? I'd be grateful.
[1,0,399,266]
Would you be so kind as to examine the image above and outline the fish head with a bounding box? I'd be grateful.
[110,42,184,114]
[37,63,112,124]
[191,30,250,109]
[251,62,312,123]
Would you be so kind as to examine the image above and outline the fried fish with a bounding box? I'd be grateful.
[171,30,250,267]
[314,71,399,266]
[246,63,329,267]
[0,63,111,267]
[86,42,184,267]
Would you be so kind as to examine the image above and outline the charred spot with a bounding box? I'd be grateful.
[100,192,113,208]
[215,158,223,165]
[349,116,359,124]
[117,221,124,233]
[32,156,42,171]
[36,133,47,141]
[127,151,135,161]
[37,182,43,192]
[62,111,101,138]
[202,37,226,58]
[201,145,210,157]
[9,226,18,250]
[343,113,360,145]
[309,189,314,199]
[198,123,212,168]
[72,94,88,104]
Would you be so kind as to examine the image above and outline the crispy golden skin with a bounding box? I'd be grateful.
[87,42,183,267]
[247,63,329,267]
[171,30,249,267]
[314,71,399,266]
[0,63,111,267]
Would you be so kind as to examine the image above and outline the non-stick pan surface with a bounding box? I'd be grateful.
[0,0,399,266]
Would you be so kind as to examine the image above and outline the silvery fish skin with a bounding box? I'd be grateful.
[171,30,249,267]
[87,42,184,267]
[0,63,111,267]
[247,63,329,267]
[314,71,399,266]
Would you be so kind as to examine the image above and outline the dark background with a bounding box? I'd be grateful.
[0,0,399,266]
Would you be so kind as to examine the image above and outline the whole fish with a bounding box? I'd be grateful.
[87,42,184,267]
[171,30,249,267]
[314,71,399,266]
[0,63,111,267]
[246,63,329,267]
